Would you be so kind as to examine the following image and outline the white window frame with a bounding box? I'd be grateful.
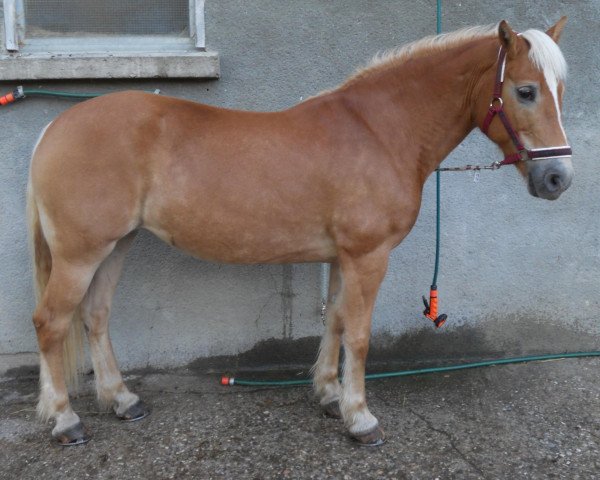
[0,0,219,79]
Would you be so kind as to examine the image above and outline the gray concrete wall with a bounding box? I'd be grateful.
[1,0,599,374]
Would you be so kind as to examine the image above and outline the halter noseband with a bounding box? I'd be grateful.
[481,45,572,167]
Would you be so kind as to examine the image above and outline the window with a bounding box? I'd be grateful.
[1,0,219,79]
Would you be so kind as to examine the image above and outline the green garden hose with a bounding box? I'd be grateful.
[221,352,600,386]
[21,88,105,99]
[0,85,160,105]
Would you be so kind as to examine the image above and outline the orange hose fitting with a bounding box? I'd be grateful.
[422,286,447,328]
[0,92,15,105]
[0,87,24,106]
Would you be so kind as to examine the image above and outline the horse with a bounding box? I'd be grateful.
[27,18,572,446]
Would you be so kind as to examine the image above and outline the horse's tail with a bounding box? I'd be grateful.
[27,156,84,389]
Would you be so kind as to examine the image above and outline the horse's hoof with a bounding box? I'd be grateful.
[117,400,150,422]
[351,426,386,447]
[321,400,341,419]
[54,422,91,446]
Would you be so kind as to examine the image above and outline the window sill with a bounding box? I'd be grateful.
[0,50,220,80]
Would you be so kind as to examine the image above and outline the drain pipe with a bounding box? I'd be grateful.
[320,262,330,322]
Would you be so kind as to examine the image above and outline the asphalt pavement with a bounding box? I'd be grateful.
[2,357,599,479]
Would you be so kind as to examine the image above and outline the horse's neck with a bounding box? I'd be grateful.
[339,39,497,180]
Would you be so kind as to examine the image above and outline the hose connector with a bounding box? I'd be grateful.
[0,86,24,106]
[220,376,235,386]
[422,286,447,328]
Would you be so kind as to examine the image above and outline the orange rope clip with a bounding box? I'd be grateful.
[423,286,447,328]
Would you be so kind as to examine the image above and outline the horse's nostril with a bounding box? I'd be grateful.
[545,171,564,192]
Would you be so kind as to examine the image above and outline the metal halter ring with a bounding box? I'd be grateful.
[489,97,503,109]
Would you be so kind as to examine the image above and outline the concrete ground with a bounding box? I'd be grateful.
[1,357,599,480]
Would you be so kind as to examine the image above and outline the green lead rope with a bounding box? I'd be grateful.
[421,0,446,328]
[433,0,442,290]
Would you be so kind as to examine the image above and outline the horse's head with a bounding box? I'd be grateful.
[477,18,572,200]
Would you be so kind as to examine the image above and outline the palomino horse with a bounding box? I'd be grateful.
[28,19,572,446]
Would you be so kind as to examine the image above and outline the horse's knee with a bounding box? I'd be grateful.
[33,308,69,351]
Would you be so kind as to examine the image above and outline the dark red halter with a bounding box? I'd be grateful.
[481,46,572,166]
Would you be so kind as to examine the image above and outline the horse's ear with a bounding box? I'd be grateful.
[546,16,567,44]
[498,20,518,58]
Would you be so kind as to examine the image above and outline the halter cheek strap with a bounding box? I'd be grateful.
[481,46,572,166]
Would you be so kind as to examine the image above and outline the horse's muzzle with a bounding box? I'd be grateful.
[528,160,573,200]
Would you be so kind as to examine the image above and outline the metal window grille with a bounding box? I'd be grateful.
[3,0,206,52]
[24,0,190,37]
[1,0,216,79]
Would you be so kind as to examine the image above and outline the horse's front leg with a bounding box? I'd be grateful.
[313,261,343,418]
[337,247,389,445]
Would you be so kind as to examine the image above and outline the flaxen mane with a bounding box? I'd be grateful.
[345,23,567,86]
[346,25,497,84]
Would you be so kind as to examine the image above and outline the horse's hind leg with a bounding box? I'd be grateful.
[34,257,105,445]
[313,261,343,418]
[80,232,149,421]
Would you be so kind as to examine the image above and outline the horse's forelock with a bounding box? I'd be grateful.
[519,29,569,143]
[520,29,567,83]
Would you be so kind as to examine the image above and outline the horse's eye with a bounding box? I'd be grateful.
[516,86,536,103]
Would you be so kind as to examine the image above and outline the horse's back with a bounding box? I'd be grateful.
[31,90,408,264]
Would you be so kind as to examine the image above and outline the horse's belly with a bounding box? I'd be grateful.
[139,144,343,263]
[143,215,336,265]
